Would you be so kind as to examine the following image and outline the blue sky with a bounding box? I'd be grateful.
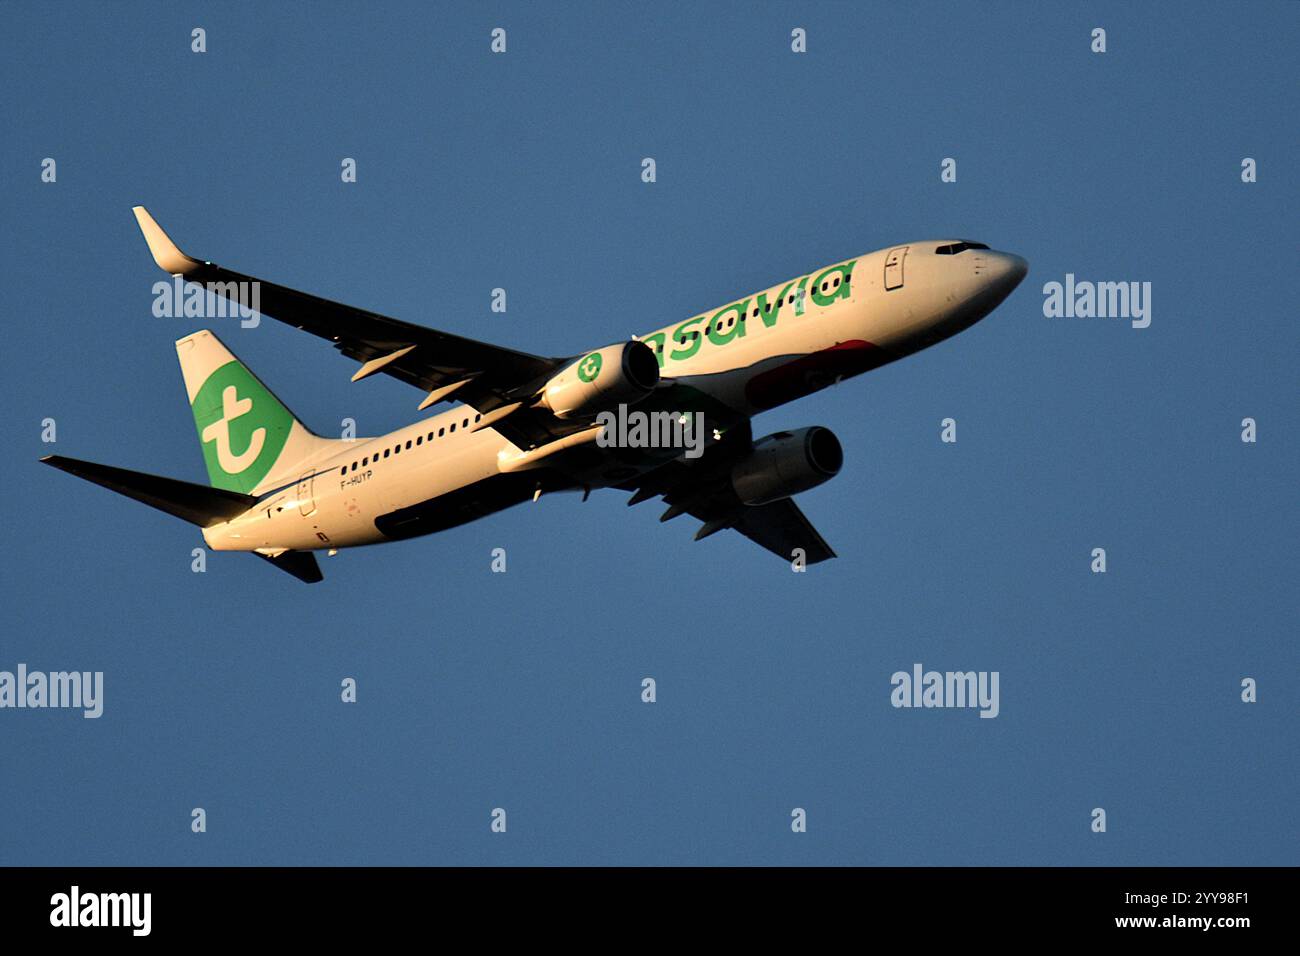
[0,1,1294,865]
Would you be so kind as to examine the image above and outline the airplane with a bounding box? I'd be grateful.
[42,208,1027,582]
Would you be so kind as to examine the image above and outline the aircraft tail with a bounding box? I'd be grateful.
[176,329,349,496]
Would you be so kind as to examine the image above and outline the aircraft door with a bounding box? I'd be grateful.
[884,246,908,290]
[296,472,317,517]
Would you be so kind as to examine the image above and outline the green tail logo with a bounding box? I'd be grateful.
[191,361,293,492]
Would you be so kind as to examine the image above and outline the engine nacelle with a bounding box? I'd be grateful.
[731,426,843,505]
[537,341,660,419]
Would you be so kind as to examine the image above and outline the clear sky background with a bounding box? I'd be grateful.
[1,2,1294,865]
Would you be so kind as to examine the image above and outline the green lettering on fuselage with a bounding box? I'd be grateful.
[641,331,668,368]
[794,275,811,315]
[810,260,856,307]
[755,281,797,329]
[669,315,707,361]
[706,298,749,347]
[653,258,857,367]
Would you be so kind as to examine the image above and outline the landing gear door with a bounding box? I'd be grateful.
[296,472,317,517]
[884,246,908,291]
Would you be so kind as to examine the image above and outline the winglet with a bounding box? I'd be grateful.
[132,206,204,276]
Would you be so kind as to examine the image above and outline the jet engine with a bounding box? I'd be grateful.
[731,426,843,505]
[536,341,660,419]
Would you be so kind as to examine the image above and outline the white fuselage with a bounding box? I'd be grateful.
[203,240,1026,554]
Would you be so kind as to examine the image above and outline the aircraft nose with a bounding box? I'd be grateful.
[987,251,1028,293]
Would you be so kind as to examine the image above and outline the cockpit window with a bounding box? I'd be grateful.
[935,242,990,255]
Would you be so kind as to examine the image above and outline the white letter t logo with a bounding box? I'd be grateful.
[202,385,265,473]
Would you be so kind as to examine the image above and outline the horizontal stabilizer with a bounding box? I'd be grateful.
[253,549,323,584]
[41,455,256,528]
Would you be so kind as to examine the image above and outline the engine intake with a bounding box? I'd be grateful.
[731,426,843,505]
[537,341,660,419]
